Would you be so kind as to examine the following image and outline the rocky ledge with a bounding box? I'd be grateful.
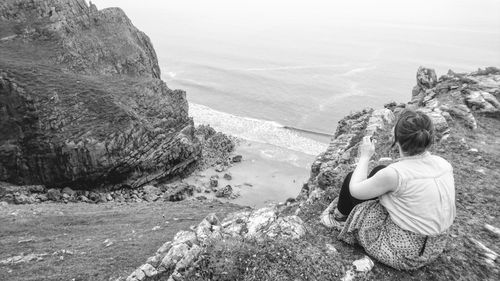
[125,67,500,281]
[0,0,201,189]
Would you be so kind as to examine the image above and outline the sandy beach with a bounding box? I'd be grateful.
[184,139,317,208]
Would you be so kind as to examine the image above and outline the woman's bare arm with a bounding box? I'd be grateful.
[349,136,398,200]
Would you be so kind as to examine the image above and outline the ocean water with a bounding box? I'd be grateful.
[160,23,500,153]
[93,0,500,155]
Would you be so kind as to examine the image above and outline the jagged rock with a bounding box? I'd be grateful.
[156,241,173,256]
[196,213,222,244]
[47,189,61,201]
[127,267,145,281]
[215,185,233,198]
[464,90,500,113]
[159,243,190,271]
[139,263,158,278]
[221,210,252,237]
[364,108,395,136]
[417,67,438,89]
[417,108,449,139]
[163,184,194,202]
[0,0,201,189]
[442,104,477,129]
[245,207,278,238]
[265,215,307,239]
[175,244,202,270]
[146,255,162,268]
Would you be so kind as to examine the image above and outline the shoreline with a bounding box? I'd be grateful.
[184,138,316,208]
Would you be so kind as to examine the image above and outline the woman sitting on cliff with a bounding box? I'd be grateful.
[320,110,455,270]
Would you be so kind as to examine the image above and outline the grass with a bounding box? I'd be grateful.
[0,200,244,281]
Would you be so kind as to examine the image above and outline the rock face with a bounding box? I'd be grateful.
[0,0,201,188]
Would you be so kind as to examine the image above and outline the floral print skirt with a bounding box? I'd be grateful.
[337,200,448,270]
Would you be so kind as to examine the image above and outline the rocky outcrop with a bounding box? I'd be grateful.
[126,209,307,281]
[298,66,500,204]
[0,0,201,188]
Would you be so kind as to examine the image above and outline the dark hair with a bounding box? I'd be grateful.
[391,110,434,156]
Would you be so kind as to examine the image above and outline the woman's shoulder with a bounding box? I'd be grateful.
[429,154,453,170]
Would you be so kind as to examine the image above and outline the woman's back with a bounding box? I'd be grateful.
[380,152,455,235]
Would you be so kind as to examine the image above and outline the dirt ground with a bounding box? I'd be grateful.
[0,199,245,281]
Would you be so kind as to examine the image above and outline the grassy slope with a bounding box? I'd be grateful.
[0,200,245,281]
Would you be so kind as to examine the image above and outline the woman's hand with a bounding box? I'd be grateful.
[359,136,376,160]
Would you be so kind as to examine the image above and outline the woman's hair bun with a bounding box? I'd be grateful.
[394,110,434,156]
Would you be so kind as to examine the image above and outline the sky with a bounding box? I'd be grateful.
[90,0,500,30]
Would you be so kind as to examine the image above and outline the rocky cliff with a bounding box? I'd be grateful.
[0,0,201,188]
[125,67,500,281]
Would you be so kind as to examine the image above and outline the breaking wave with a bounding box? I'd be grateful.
[189,103,328,156]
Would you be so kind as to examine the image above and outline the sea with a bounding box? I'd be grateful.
[92,0,500,155]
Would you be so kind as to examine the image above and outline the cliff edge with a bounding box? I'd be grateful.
[125,67,500,281]
[0,0,201,188]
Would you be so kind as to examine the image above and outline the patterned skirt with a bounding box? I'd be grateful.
[337,200,448,270]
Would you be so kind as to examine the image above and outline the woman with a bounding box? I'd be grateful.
[320,109,455,270]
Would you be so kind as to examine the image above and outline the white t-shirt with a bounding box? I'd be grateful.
[379,152,456,236]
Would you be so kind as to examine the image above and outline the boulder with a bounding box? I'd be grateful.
[163,184,194,202]
[61,187,76,197]
[47,189,62,201]
[88,192,99,202]
[209,176,219,188]
[215,185,233,198]
[232,155,243,163]
[223,173,232,180]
